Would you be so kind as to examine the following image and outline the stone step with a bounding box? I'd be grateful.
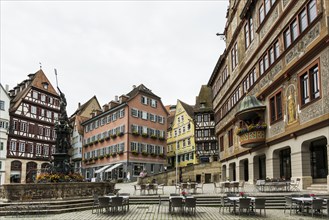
[1,194,328,216]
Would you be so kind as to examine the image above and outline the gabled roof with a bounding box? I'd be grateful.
[10,69,59,112]
[165,105,176,130]
[126,84,159,100]
[194,85,213,112]
[70,95,101,118]
[178,100,194,119]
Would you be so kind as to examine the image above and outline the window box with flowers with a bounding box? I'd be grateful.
[131,150,139,156]
[236,122,267,148]
[89,142,93,146]
[94,157,98,161]
[94,140,99,145]
[84,143,89,148]
[150,153,157,157]
[159,136,165,141]
[150,135,157,139]
[99,138,105,143]
[142,152,149,156]
[105,136,111,141]
[105,154,110,158]
[111,134,117,139]
[98,155,104,159]
[111,153,117,157]
[83,159,88,163]
[132,131,140,136]
[118,151,124,155]
[159,153,165,158]
[142,133,149,138]
[117,132,124,137]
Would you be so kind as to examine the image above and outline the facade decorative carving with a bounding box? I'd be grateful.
[320,49,329,114]
[260,8,279,40]
[269,121,285,137]
[286,24,320,64]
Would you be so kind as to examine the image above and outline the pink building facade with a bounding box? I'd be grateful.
[81,85,168,181]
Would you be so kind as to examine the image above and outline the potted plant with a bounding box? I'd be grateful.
[132,131,139,136]
[142,133,149,138]
[150,135,157,139]
[111,134,117,139]
[131,150,139,156]
[142,152,149,156]
[117,132,124,137]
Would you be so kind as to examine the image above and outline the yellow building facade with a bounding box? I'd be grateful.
[167,100,197,169]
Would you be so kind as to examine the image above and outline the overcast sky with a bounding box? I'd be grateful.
[0,0,228,115]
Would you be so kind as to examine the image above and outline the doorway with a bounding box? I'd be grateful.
[310,138,328,182]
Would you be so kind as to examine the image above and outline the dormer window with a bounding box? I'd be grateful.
[42,82,49,90]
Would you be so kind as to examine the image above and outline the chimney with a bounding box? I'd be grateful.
[132,85,136,89]
[5,84,9,93]
[78,102,81,109]
[115,95,119,102]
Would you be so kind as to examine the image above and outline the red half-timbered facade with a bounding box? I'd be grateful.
[6,70,60,183]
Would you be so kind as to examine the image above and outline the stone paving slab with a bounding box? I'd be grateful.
[0,204,327,220]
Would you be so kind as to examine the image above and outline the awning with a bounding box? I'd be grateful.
[105,163,122,173]
[95,164,112,174]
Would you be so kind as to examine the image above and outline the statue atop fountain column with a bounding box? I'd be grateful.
[52,87,73,174]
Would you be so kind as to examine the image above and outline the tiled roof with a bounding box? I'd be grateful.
[194,85,213,112]
[178,100,194,118]
[126,84,159,100]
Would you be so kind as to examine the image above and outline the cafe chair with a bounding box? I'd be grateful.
[311,199,324,217]
[238,180,245,192]
[238,198,251,215]
[133,185,141,195]
[98,197,110,214]
[219,196,230,214]
[111,196,124,214]
[184,197,197,215]
[254,198,266,216]
[290,178,301,191]
[171,197,184,214]
[284,196,298,215]
[92,193,100,214]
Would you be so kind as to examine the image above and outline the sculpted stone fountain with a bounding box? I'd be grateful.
[1,88,114,202]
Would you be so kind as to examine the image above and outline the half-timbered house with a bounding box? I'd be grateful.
[6,70,60,183]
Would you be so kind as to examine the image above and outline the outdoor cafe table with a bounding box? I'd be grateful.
[227,196,256,214]
[168,195,194,213]
[292,197,327,214]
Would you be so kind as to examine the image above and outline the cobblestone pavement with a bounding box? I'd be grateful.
[0,205,327,220]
